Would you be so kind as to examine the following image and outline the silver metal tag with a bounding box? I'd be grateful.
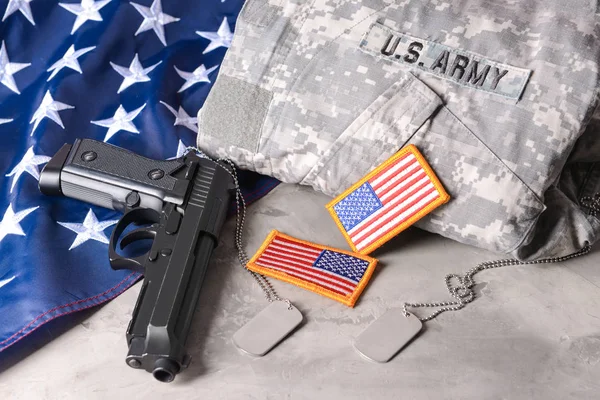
[353,308,422,363]
[233,301,303,356]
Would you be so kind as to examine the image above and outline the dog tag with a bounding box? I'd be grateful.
[233,300,303,356]
[353,308,422,363]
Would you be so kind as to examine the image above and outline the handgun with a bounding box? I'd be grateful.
[39,138,234,382]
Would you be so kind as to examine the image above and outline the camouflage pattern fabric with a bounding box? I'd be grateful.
[198,0,600,260]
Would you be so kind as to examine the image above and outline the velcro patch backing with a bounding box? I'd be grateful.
[326,145,450,255]
[247,230,378,307]
[360,22,532,100]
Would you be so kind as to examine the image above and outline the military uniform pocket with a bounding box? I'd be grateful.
[300,72,443,195]
[301,70,545,254]
[408,107,546,253]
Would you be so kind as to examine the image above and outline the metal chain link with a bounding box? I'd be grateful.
[186,147,289,306]
[403,244,592,321]
[404,192,599,321]
[581,193,600,218]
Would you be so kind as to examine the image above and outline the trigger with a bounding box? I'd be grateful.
[120,225,157,250]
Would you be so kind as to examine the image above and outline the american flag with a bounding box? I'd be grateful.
[327,145,450,255]
[247,231,377,307]
[0,0,278,354]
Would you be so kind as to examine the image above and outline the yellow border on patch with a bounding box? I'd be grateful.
[325,144,450,255]
[246,230,378,307]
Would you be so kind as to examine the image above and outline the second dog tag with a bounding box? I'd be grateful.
[353,308,422,363]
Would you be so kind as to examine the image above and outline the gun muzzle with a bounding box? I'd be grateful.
[150,358,180,383]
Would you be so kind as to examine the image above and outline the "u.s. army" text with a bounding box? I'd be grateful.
[380,34,508,91]
[359,23,532,100]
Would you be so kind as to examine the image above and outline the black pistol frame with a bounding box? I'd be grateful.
[40,139,234,382]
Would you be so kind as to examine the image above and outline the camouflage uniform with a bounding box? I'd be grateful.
[198,0,600,260]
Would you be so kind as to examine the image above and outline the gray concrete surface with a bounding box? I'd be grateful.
[1,184,599,399]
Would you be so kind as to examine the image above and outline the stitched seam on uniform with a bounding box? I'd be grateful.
[254,1,317,172]
[301,77,432,189]
[444,106,544,207]
[322,74,438,181]
[434,108,546,254]
[264,1,318,98]
[300,78,412,184]
[360,22,532,101]
[263,0,318,174]
[333,87,440,190]
[266,4,394,166]
[253,91,275,155]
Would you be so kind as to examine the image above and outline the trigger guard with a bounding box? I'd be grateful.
[109,208,161,273]
[120,225,158,250]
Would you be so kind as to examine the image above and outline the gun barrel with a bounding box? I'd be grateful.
[124,158,233,382]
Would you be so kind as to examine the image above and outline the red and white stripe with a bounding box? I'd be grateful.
[254,237,358,296]
[347,153,441,251]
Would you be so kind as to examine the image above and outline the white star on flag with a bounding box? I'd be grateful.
[174,64,218,93]
[0,204,39,244]
[57,209,118,250]
[0,118,13,125]
[47,44,96,81]
[110,53,161,93]
[0,41,31,94]
[131,0,180,46]
[196,17,233,54]
[30,90,75,136]
[160,101,197,132]
[2,0,36,26]
[0,275,16,289]
[5,146,51,193]
[59,0,111,34]
[91,103,146,142]
[167,139,188,160]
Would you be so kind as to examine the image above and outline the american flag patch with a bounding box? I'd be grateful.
[326,145,450,255]
[246,231,378,307]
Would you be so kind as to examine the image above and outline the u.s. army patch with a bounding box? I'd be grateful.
[326,145,450,255]
[360,22,532,100]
